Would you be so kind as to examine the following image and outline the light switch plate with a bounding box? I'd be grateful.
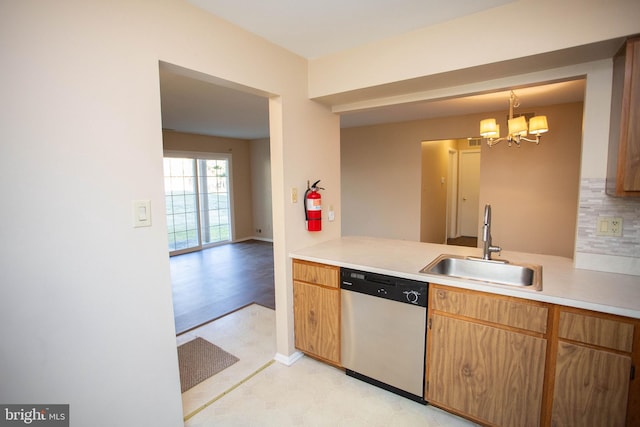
[596,217,622,237]
[133,200,152,227]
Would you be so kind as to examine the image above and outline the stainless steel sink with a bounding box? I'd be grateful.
[420,254,542,291]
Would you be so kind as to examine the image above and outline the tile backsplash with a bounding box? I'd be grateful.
[576,178,640,258]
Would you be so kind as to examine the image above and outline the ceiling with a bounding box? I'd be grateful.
[337,79,586,128]
[159,67,270,140]
[160,0,591,140]
[187,0,516,59]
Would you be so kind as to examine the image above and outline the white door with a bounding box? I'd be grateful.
[458,150,481,237]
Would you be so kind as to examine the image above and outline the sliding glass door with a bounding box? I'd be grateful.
[163,154,232,255]
[198,158,231,246]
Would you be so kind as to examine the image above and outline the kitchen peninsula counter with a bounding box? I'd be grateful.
[289,236,640,319]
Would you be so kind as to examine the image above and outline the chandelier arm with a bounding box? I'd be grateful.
[518,136,542,144]
[486,136,510,147]
[487,134,533,147]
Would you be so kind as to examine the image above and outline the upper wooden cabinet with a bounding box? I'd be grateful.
[607,36,640,196]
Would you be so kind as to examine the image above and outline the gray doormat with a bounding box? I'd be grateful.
[178,337,239,392]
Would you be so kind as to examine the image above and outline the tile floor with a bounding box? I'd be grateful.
[178,304,478,426]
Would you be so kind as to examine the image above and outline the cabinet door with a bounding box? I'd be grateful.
[621,38,640,192]
[428,314,546,427]
[608,36,640,196]
[551,342,631,427]
[293,281,340,364]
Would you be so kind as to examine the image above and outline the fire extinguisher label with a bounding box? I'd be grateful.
[306,199,321,210]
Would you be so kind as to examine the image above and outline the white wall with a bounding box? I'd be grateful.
[575,60,640,274]
[269,95,341,359]
[0,1,339,426]
[309,0,640,98]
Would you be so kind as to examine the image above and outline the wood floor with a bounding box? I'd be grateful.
[447,236,478,247]
[170,240,275,335]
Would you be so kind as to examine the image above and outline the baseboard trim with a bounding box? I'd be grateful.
[274,351,304,366]
[251,236,274,243]
[234,236,274,243]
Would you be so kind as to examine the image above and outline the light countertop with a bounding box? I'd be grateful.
[290,236,640,319]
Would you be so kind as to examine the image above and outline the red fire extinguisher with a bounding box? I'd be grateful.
[304,180,323,232]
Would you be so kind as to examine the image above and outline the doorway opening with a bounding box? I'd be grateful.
[420,139,480,248]
[158,62,275,335]
[456,149,481,243]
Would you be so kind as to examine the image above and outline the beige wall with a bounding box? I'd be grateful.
[342,102,582,258]
[478,103,582,258]
[162,130,255,240]
[250,138,273,240]
[341,126,422,240]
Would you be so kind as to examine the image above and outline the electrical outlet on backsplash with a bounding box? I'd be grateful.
[575,178,640,275]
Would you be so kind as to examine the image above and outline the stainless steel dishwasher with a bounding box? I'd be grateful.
[340,267,428,403]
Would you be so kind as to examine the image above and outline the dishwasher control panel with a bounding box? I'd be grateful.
[341,268,428,307]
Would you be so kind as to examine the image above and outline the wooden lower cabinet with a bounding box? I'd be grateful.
[292,260,341,366]
[427,285,548,427]
[289,265,640,426]
[551,342,631,427]
[428,314,547,426]
[549,307,637,427]
[293,280,340,364]
[427,285,640,427]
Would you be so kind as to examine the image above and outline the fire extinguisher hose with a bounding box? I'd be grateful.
[304,187,311,221]
[304,180,322,221]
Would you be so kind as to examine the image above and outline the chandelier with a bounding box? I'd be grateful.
[479,91,549,147]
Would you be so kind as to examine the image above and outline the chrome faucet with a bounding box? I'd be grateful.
[482,204,502,260]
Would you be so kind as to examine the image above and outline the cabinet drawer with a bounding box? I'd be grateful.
[558,310,634,352]
[292,260,339,288]
[431,286,548,334]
